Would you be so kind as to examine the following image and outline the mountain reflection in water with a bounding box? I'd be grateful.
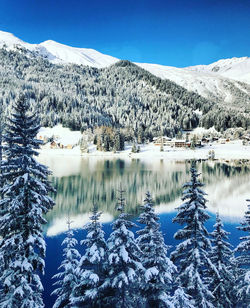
[37,155,250,236]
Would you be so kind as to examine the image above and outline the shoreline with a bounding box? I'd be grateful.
[38,140,250,163]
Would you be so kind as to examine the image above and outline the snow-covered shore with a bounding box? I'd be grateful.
[38,140,250,161]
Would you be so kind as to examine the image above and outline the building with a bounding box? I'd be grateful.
[153,136,172,146]
[174,140,187,148]
[50,141,59,149]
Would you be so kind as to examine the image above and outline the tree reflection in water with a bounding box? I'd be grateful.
[37,157,250,235]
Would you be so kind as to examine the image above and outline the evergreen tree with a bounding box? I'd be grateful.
[0,101,3,277]
[103,134,111,152]
[114,130,125,151]
[137,191,176,307]
[235,199,250,306]
[170,163,214,308]
[209,213,235,307]
[131,143,137,153]
[0,103,3,199]
[52,219,80,308]
[191,135,197,149]
[71,204,107,307]
[137,127,145,144]
[0,99,5,200]
[0,95,55,307]
[171,287,195,308]
[101,187,143,308]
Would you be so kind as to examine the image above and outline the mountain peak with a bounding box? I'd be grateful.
[0,29,249,86]
[186,56,250,84]
[0,30,118,68]
[41,39,57,45]
[0,30,24,46]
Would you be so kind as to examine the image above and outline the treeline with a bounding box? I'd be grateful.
[51,166,250,308]
[93,126,125,152]
[0,48,249,138]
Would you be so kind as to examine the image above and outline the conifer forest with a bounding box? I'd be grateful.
[0,96,249,307]
[0,2,250,306]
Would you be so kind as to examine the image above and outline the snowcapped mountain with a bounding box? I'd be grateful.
[39,40,118,67]
[0,30,118,68]
[0,30,38,51]
[0,30,249,103]
[137,62,250,103]
[187,57,250,84]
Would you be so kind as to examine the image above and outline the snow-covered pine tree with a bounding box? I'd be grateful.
[0,100,3,279]
[209,212,235,307]
[235,199,250,306]
[0,100,4,199]
[52,219,80,308]
[0,94,55,308]
[136,191,176,308]
[170,162,214,308]
[114,130,125,152]
[101,187,143,308]
[171,287,195,308]
[71,204,107,308]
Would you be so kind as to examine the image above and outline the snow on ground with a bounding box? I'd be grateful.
[1,30,249,107]
[187,56,250,84]
[1,30,249,84]
[37,125,250,161]
[39,40,118,68]
[0,30,118,68]
[38,124,82,147]
[39,140,250,160]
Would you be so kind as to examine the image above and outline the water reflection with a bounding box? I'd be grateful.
[37,155,250,236]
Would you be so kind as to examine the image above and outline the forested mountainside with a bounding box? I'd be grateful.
[0,48,249,136]
[139,62,250,107]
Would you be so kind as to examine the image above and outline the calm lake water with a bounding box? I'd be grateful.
[37,155,250,308]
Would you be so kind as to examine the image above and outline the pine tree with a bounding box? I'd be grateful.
[114,130,125,152]
[137,191,176,307]
[71,204,107,307]
[131,143,137,153]
[0,101,4,278]
[209,213,235,307]
[52,219,80,308]
[172,287,195,308]
[235,199,250,306]
[103,134,111,151]
[170,163,214,308]
[0,100,4,199]
[0,94,55,307]
[101,187,143,308]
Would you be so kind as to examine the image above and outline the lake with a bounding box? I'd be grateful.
[38,155,250,308]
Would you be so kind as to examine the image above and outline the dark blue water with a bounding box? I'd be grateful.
[42,212,246,308]
[37,158,249,307]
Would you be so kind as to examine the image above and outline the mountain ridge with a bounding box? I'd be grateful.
[0,30,249,81]
[0,30,249,133]
[0,30,249,105]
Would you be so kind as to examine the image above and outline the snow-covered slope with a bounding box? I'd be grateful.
[0,30,38,51]
[39,40,118,67]
[0,30,249,103]
[187,57,250,84]
[137,62,250,103]
[0,30,118,68]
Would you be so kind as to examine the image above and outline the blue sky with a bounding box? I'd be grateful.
[0,0,249,67]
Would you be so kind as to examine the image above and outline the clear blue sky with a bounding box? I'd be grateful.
[0,0,249,67]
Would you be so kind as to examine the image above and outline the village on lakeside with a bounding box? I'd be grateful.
[37,124,250,161]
